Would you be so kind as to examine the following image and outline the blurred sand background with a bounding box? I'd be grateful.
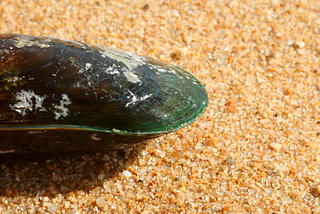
[1,0,320,213]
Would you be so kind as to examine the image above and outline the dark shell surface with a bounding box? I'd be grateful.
[0,34,208,161]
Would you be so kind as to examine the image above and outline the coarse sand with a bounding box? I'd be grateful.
[1,0,320,213]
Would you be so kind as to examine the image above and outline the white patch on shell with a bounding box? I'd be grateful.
[10,90,46,116]
[108,69,120,75]
[85,63,92,70]
[123,71,141,83]
[151,64,177,75]
[5,76,20,87]
[98,46,146,71]
[1,49,10,54]
[14,35,51,48]
[78,62,93,74]
[125,90,152,107]
[105,64,120,75]
[53,94,72,120]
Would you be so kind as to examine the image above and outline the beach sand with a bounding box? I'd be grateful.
[1,0,320,213]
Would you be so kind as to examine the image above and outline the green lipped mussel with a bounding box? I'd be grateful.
[0,34,208,161]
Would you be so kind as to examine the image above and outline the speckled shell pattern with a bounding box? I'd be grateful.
[0,34,208,161]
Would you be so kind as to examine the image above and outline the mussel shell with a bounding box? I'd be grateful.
[0,129,154,161]
[0,34,208,161]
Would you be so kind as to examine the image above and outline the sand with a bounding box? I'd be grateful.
[1,0,320,213]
